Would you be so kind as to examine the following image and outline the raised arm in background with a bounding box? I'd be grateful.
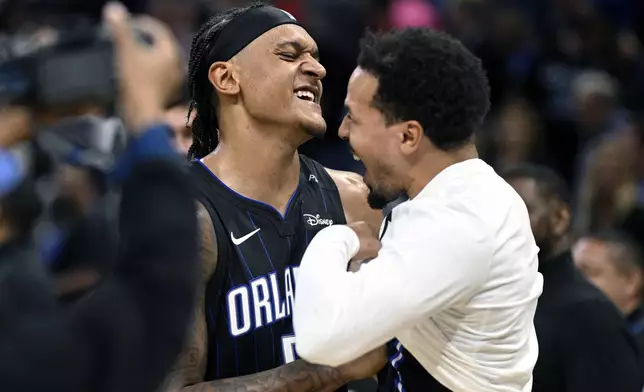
[0,5,198,391]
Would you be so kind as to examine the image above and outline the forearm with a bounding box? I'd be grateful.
[180,360,345,392]
[295,226,387,365]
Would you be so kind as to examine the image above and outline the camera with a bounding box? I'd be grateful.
[0,0,151,110]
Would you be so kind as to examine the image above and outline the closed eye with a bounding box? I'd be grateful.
[279,52,297,61]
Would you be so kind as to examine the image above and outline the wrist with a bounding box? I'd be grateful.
[129,111,165,134]
[336,362,357,384]
[122,99,165,133]
[109,123,176,183]
[322,363,352,388]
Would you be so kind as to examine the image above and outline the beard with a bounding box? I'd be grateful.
[367,185,401,210]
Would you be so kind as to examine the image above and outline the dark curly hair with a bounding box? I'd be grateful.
[187,1,267,160]
[357,28,490,151]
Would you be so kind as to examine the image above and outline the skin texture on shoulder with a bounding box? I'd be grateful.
[325,168,384,233]
[160,202,217,391]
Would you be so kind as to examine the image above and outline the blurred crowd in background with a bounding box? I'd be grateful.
[149,0,644,384]
[148,0,644,240]
[2,0,644,390]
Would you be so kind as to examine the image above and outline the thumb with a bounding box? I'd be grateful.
[103,2,132,50]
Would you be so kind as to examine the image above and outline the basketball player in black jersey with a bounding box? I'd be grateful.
[160,3,386,392]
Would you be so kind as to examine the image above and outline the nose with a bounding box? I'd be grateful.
[338,117,349,140]
[301,57,326,80]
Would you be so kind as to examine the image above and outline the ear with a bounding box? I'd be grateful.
[207,62,240,97]
[551,202,571,238]
[399,120,424,156]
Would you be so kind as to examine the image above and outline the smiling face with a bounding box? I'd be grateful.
[339,67,409,209]
[211,24,327,140]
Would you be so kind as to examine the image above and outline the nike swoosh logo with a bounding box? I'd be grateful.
[230,228,261,246]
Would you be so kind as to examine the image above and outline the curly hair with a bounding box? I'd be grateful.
[187,1,267,160]
[357,28,490,151]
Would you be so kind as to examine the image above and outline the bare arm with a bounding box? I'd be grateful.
[160,203,215,391]
[325,169,384,229]
[161,205,351,392]
[180,361,345,392]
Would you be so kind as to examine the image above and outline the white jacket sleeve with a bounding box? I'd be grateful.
[293,205,492,367]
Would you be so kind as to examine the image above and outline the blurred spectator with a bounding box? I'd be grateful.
[620,207,644,249]
[28,116,126,304]
[574,230,644,353]
[0,108,32,148]
[572,70,625,139]
[0,161,43,249]
[0,4,199,391]
[388,0,441,29]
[47,160,116,304]
[575,132,639,234]
[164,103,194,157]
[482,96,547,171]
[503,163,642,392]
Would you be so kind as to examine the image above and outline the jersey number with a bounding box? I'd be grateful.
[281,334,299,364]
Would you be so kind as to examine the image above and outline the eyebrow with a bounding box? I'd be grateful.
[276,40,320,60]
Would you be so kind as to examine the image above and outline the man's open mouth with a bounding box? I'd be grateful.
[294,86,319,104]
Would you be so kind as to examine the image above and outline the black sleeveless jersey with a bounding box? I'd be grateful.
[189,155,348,385]
[376,213,451,392]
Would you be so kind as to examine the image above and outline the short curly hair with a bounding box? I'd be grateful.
[358,28,490,150]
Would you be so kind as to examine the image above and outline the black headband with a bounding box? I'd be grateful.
[206,6,300,65]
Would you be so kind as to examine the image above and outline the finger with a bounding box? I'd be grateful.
[103,2,134,54]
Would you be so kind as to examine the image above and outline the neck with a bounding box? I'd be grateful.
[406,143,479,199]
[201,111,305,214]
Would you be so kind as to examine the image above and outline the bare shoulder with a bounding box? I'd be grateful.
[160,203,217,390]
[325,169,383,232]
[196,202,218,281]
[326,168,369,194]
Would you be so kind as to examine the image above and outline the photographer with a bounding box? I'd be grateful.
[40,116,123,304]
[0,3,197,392]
